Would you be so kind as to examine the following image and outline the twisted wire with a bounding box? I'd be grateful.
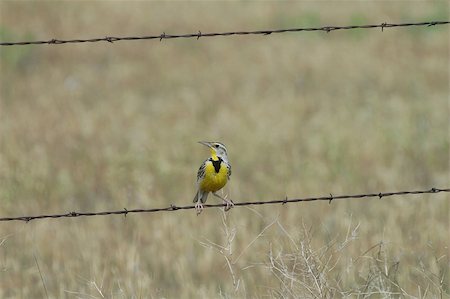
[0,187,448,222]
[0,21,448,46]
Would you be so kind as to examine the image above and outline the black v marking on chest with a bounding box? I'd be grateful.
[209,157,223,173]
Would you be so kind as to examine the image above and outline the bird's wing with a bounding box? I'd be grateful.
[196,159,208,183]
[226,162,231,180]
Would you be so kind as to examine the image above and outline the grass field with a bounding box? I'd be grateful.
[0,2,449,298]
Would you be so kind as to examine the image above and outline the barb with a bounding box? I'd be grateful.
[0,187,448,222]
[0,21,448,46]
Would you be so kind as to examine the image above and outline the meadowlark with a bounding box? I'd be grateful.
[194,141,233,215]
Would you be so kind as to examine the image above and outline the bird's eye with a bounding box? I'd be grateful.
[215,144,219,148]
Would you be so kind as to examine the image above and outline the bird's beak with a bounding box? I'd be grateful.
[198,141,213,149]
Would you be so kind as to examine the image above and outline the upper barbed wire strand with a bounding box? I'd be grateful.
[0,21,448,46]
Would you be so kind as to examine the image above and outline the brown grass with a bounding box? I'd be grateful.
[0,2,449,298]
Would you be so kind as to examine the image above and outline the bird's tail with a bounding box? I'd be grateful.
[193,190,209,203]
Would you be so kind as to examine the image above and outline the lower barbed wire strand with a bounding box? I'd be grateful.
[0,187,448,222]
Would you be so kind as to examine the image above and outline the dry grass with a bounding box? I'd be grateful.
[0,1,449,298]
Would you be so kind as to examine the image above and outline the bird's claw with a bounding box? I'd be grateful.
[223,199,234,212]
[195,202,203,215]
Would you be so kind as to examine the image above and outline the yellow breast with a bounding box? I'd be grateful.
[199,161,229,192]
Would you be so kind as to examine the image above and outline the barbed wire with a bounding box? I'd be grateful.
[0,187,447,222]
[0,21,448,47]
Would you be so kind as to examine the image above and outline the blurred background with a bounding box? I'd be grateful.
[0,2,448,298]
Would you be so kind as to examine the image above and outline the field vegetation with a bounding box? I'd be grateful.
[0,2,449,298]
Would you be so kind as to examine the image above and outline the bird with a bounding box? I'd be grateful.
[194,141,233,215]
